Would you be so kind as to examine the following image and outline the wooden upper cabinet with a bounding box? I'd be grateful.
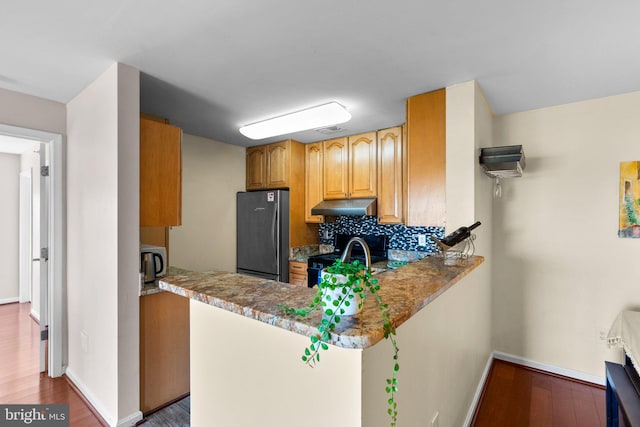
[246,146,267,190]
[246,141,292,190]
[140,117,182,227]
[305,142,324,223]
[323,138,349,200]
[377,126,403,224]
[244,140,318,247]
[348,132,377,199]
[266,141,290,188]
[405,89,446,227]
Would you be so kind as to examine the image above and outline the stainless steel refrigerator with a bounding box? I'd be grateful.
[236,190,289,282]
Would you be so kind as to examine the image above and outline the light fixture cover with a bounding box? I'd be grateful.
[239,102,351,140]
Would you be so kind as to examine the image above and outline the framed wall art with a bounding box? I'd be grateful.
[619,161,640,238]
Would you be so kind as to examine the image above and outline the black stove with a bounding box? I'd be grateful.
[306,234,388,287]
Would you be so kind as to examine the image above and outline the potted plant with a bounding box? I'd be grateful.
[280,259,400,426]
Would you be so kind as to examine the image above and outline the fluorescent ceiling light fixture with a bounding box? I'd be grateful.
[239,102,351,140]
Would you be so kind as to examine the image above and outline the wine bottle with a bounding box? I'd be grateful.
[440,221,481,247]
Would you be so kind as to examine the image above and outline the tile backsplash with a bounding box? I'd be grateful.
[318,216,444,255]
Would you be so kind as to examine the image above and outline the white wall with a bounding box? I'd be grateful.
[414,80,492,424]
[0,88,65,310]
[492,90,640,379]
[0,154,20,303]
[190,300,363,427]
[169,133,246,272]
[0,87,66,135]
[66,63,141,426]
[362,264,490,427]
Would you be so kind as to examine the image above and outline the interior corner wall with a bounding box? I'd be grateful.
[437,81,492,423]
[115,63,141,424]
[169,133,246,272]
[66,62,140,426]
[492,90,640,379]
[0,153,20,302]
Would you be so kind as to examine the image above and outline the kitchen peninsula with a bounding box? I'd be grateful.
[159,256,484,426]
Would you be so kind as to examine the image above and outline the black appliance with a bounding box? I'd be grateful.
[236,190,289,282]
[306,234,388,288]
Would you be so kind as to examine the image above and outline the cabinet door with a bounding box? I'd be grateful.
[349,132,377,198]
[140,292,190,413]
[406,89,446,227]
[246,145,267,190]
[323,138,349,200]
[289,261,308,286]
[266,141,290,188]
[377,127,403,224]
[305,142,324,223]
[140,118,182,227]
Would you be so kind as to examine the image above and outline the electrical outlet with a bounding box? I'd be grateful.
[431,411,439,427]
[600,330,607,341]
[418,234,427,246]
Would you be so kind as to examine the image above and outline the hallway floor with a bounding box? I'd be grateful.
[0,302,105,426]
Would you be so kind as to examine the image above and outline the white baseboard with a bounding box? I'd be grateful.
[464,353,494,427]
[65,367,115,426]
[0,297,19,305]
[493,351,606,386]
[65,367,143,427]
[116,411,143,427]
[463,351,606,426]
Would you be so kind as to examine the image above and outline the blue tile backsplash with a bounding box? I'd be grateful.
[318,216,444,254]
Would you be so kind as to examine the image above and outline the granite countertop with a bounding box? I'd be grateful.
[139,268,185,296]
[140,276,164,296]
[159,256,483,349]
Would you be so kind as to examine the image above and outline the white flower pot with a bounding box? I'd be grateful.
[320,270,362,316]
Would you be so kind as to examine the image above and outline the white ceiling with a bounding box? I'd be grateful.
[3,0,640,147]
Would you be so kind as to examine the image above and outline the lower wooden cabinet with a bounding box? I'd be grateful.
[140,291,190,414]
[289,261,308,286]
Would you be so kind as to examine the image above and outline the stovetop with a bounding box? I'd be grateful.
[308,252,387,264]
[308,234,388,266]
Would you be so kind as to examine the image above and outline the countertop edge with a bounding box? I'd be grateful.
[159,257,484,349]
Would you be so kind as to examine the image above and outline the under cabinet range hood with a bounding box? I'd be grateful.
[479,145,526,178]
[311,198,377,216]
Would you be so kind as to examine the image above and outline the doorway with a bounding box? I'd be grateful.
[0,124,63,378]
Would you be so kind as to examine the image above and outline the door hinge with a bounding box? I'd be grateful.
[40,329,48,341]
[41,165,49,177]
[41,247,49,261]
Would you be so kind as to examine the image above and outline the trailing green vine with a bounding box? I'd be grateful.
[280,259,400,426]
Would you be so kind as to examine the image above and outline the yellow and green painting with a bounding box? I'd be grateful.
[619,161,640,238]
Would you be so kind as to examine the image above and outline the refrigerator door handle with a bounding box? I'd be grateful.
[273,200,279,270]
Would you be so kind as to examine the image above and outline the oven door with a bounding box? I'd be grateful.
[307,267,321,288]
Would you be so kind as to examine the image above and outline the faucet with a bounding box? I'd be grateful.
[340,237,371,271]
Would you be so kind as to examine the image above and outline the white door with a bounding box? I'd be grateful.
[19,169,32,303]
[38,142,49,373]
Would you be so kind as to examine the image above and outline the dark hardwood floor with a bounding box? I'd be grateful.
[0,302,106,426]
[472,359,606,427]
